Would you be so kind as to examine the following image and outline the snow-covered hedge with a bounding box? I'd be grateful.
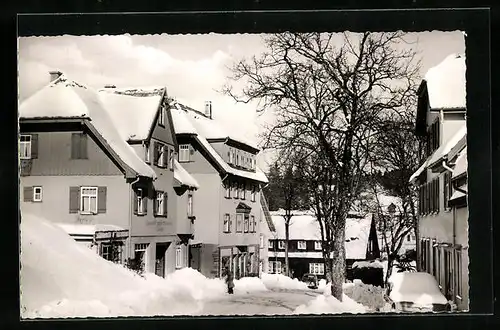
[352,260,384,269]
[343,280,388,311]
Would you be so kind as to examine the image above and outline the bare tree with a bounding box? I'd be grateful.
[223,32,420,300]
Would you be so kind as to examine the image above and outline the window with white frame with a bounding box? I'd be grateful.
[159,105,166,126]
[169,149,175,170]
[229,148,234,164]
[223,214,231,233]
[241,183,246,200]
[259,234,264,248]
[175,245,183,269]
[19,135,32,159]
[236,213,243,232]
[158,144,166,167]
[314,241,322,250]
[80,187,98,214]
[155,191,166,215]
[225,181,231,198]
[269,261,282,274]
[297,240,307,250]
[268,240,274,249]
[144,144,150,163]
[251,185,256,202]
[309,263,324,275]
[136,188,146,215]
[187,192,193,217]
[179,144,190,162]
[33,186,43,202]
[244,215,249,233]
[232,182,239,199]
[278,240,285,249]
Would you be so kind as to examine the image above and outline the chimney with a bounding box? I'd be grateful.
[49,70,63,82]
[104,84,116,89]
[204,101,212,119]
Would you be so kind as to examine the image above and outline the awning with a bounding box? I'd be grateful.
[173,159,199,189]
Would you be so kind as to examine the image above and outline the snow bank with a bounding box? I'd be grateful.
[261,273,308,290]
[294,294,366,315]
[343,281,387,311]
[20,212,227,318]
[352,260,384,269]
[234,277,268,294]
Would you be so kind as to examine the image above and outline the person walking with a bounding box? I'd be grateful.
[223,266,235,294]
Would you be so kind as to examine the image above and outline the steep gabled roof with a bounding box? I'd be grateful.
[19,74,157,179]
[98,86,166,142]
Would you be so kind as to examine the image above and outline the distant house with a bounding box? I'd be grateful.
[169,100,269,279]
[409,53,468,311]
[19,71,198,277]
[267,211,380,280]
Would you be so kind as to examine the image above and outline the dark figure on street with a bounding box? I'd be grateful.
[223,266,235,294]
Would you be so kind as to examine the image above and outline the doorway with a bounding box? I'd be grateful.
[155,243,169,278]
[190,244,202,272]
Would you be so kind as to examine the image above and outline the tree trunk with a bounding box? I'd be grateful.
[385,259,394,286]
[330,226,346,301]
[285,220,290,277]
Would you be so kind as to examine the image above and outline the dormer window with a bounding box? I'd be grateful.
[144,143,150,164]
[179,144,190,162]
[159,105,166,127]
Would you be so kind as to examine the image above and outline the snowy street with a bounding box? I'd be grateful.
[198,289,321,315]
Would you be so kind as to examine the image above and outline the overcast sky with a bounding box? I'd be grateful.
[18,31,465,172]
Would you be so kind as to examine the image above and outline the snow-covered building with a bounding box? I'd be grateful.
[169,101,269,279]
[410,53,468,311]
[267,211,380,280]
[19,71,199,278]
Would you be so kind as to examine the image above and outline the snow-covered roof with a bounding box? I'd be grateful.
[388,272,448,306]
[170,103,198,135]
[424,53,466,110]
[98,87,165,141]
[452,147,467,179]
[428,123,467,167]
[271,213,373,260]
[173,100,259,151]
[173,159,200,189]
[19,75,157,179]
[409,158,430,183]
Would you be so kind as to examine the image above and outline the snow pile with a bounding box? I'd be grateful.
[261,273,308,290]
[234,277,268,294]
[352,260,384,269]
[20,212,226,318]
[294,294,366,315]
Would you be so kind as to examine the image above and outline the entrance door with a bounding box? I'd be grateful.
[190,245,202,272]
[155,243,169,278]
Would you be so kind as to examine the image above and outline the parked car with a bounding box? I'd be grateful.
[301,273,319,289]
[385,272,451,313]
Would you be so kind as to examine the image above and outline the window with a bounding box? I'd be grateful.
[159,105,165,126]
[232,182,239,199]
[229,148,234,164]
[175,245,183,269]
[443,172,452,211]
[250,215,256,233]
[426,120,440,157]
[158,145,166,167]
[269,261,282,274]
[244,214,249,233]
[236,214,243,232]
[309,263,325,275]
[225,181,231,198]
[71,133,88,159]
[187,193,193,217]
[268,240,274,249]
[169,148,175,170]
[179,144,190,162]
[19,135,32,159]
[259,235,264,248]
[314,241,322,250]
[223,214,231,233]
[101,243,112,261]
[241,183,246,200]
[135,188,146,215]
[80,187,98,214]
[278,240,285,249]
[407,235,411,242]
[144,144,150,163]
[297,240,307,250]
[455,250,463,297]
[419,178,440,215]
[155,191,166,216]
[251,186,257,202]
[33,186,43,202]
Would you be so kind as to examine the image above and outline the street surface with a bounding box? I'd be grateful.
[197,288,322,316]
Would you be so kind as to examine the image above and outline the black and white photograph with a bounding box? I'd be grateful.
[18,26,469,318]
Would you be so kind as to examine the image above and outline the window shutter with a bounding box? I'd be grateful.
[71,133,80,159]
[436,179,440,212]
[23,186,33,202]
[133,191,139,215]
[69,186,80,213]
[97,186,107,213]
[31,134,39,159]
[153,142,159,165]
[163,193,168,217]
[80,133,88,159]
[143,195,148,214]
